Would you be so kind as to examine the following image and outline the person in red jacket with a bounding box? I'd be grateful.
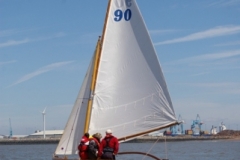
[78,132,89,160]
[98,129,119,160]
[87,133,102,159]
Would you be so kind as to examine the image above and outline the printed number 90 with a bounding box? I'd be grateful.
[114,9,132,22]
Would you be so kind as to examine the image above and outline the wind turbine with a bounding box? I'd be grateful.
[41,107,47,139]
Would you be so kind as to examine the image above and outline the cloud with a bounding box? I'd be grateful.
[9,61,74,87]
[0,29,18,37]
[190,72,210,77]
[169,49,240,65]
[215,41,240,47]
[0,32,66,48]
[207,0,240,7]
[189,49,240,61]
[188,82,237,88]
[0,28,43,37]
[155,25,240,45]
[0,39,30,48]
[0,60,16,66]
[186,82,240,95]
[149,29,178,35]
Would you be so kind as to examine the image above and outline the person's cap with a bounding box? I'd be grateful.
[106,129,112,134]
[93,133,102,139]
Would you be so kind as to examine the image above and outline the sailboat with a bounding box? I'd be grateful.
[53,0,178,159]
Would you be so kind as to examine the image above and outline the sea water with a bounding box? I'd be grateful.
[0,140,239,160]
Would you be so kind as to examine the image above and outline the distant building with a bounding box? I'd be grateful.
[147,131,164,136]
[27,130,63,139]
[219,122,227,132]
[0,134,27,139]
[210,126,217,135]
[11,135,28,139]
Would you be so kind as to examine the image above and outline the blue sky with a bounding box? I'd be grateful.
[1,0,240,135]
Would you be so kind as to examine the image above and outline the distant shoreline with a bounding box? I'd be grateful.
[0,138,59,145]
[1,135,239,145]
[128,135,240,142]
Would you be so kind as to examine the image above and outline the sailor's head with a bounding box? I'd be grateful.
[84,132,90,138]
[106,129,112,135]
[93,133,102,140]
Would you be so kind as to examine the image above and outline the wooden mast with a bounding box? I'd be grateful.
[84,0,112,133]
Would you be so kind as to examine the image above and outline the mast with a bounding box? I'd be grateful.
[84,0,112,133]
[84,38,101,133]
[100,0,111,45]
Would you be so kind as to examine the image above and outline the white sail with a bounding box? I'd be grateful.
[89,0,177,141]
[54,0,177,157]
[54,56,94,155]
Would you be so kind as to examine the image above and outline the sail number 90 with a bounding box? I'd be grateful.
[114,9,132,22]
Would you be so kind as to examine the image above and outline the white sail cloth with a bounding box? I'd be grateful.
[54,57,94,155]
[89,0,176,140]
[54,0,177,156]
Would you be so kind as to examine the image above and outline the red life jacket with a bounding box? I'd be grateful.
[98,135,119,158]
[78,136,89,159]
[89,137,100,147]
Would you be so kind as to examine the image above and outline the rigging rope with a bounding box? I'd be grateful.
[164,136,168,160]
[141,136,161,160]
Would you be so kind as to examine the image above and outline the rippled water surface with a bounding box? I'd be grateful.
[0,140,240,160]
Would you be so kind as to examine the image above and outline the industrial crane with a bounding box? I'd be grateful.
[170,114,184,135]
[177,115,184,134]
[191,114,203,136]
[170,125,177,135]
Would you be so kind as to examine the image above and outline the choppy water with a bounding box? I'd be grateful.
[0,139,239,160]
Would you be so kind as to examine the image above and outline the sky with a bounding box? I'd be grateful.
[1,0,240,135]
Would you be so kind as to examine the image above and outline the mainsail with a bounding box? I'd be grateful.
[54,0,177,157]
